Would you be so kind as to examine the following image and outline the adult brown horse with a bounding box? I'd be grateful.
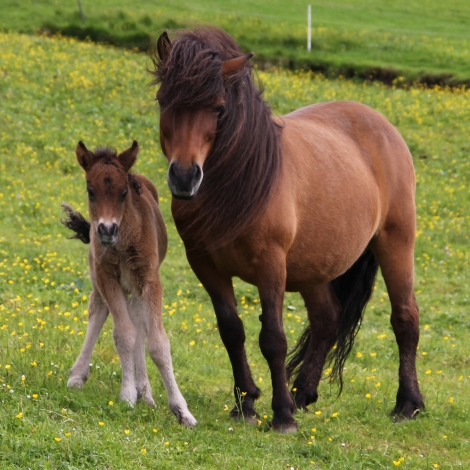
[151,28,424,433]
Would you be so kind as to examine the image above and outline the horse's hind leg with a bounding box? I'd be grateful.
[290,284,341,409]
[371,227,425,419]
[68,289,109,389]
[128,297,155,406]
[145,281,196,427]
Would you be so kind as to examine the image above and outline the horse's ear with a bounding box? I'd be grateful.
[118,140,139,173]
[221,52,254,78]
[76,141,95,171]
[157,31,172,61]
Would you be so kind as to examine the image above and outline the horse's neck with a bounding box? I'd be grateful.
[119,195,142,244]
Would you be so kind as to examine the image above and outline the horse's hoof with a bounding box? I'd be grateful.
[392,407,421,422]
[391,397,425,421]
[292,388,318,411]
[270,419,298,434]
[230,407,259,425]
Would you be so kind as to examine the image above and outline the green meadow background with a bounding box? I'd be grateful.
[0,1,470,469]
[2,0,470,85]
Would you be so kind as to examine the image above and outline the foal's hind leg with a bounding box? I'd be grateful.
[290,284,341,409]
[145,281,196,427]
[68,289,109,389]
[128,296,155,406]
[371,228,425,419]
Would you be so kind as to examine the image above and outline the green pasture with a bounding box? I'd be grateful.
[0,32,470,468]
[1,0,470,86]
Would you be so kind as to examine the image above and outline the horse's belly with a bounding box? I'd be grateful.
[284,201,380,290]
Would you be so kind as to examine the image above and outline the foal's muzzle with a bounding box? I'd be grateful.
[167,162,203,200]
[97,222,118,247]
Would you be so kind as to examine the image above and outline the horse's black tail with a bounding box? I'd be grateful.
[61,203,91,244]
[286,248,379,394]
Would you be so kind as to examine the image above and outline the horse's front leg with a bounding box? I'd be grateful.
[68,288,109,388]
[97,276,138,405]
[257,252,297,433]
[186,250,260,423]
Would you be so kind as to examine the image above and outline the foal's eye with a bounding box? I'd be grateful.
[87,188,95,200]
[212,105,225,115]
[120,189,128,202]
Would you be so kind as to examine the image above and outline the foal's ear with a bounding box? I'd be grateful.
[76,141,95,171]
[118,140,139,173]
[221,52,254,78]
[157,31,172,61]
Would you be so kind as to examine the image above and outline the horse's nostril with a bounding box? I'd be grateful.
[97,223,106,236]
[111,224,118,237]
[194,164,202,181]
[168,162,177,182]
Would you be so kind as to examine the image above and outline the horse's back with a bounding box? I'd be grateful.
[271,101,416,286]
[137,174,160,204]
[281,100,415,220]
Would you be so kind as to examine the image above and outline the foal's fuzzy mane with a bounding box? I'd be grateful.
[150,27,283,247]
[91,147,142,195]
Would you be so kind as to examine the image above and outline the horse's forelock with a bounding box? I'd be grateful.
[153,28,245,109]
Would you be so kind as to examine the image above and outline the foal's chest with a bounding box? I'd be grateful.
[119,265,133,294]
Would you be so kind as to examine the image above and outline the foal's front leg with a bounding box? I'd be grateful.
[144,280,196,427]
[257,252,297,433]
[68,289,109,388]
[97,277,138,405]
[128,296,155,406]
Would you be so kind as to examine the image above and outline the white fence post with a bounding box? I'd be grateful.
[307,4,311,51]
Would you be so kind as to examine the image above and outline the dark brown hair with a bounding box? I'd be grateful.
[150,27,283,247]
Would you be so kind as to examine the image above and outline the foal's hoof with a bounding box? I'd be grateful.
[67,376,86,389]
[269,418,298,434]
[120,388,138,407]
[230,406,259,425]
[179,411,198,428]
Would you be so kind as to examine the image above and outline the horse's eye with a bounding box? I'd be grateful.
[212,105,225,115]
[87,188,95,200]
[120,189,128,201]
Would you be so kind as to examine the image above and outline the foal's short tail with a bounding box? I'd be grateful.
[286,249,379,394]
[61,203,91,244]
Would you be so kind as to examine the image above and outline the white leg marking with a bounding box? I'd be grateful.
[148,316,197,427]
[68,290,108,389]
[129,297,155,406]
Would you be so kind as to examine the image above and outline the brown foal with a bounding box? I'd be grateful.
[151,28,424,433]
[62,141,196,427]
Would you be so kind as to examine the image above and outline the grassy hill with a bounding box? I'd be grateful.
[0,31,469,468]
[1,0,470,86]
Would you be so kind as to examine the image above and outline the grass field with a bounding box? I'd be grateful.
[2,0,470,86]
[1,31,470,468]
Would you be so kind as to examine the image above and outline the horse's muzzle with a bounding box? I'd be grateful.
[167,162,203,199]
[97,222,118,247]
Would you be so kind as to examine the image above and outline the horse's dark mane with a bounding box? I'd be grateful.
[92,147,142,195]
[150,27,283,247]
